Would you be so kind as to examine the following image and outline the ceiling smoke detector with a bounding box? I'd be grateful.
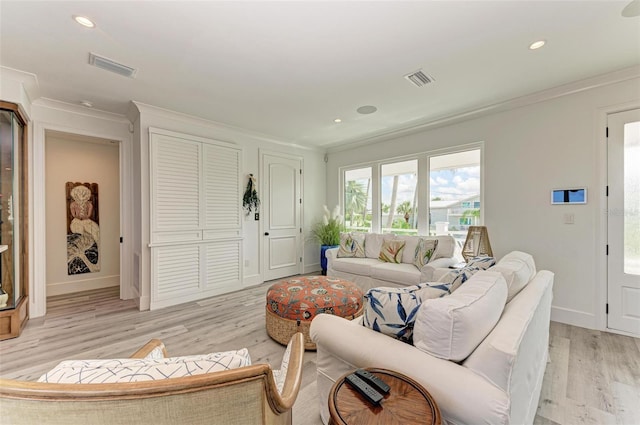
[89,53,137,78]
[404,69,435,88]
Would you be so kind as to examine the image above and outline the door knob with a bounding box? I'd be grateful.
[264,232,270,236]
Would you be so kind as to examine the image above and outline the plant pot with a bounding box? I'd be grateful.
[320,245,339,276]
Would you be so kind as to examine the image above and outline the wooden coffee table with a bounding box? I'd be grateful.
[328,368,441,425]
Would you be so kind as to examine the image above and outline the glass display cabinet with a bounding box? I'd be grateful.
[0,101,29,340]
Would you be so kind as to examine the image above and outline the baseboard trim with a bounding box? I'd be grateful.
[551,305,596,330]
[47,275,119,297]
[243,274,262,287]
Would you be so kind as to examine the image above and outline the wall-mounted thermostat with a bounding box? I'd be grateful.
[551,188,587,205]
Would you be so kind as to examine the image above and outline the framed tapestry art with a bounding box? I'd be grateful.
[66,182,100,275]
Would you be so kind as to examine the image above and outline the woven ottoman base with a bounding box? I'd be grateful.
[265,276,364,351]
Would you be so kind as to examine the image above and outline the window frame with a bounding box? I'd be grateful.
[338,142,484,235]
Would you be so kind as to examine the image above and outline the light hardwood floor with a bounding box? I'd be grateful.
[1,285,638,425]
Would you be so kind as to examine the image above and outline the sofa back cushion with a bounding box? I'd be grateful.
[432,235,456,260]
[492,251,536,302]
[337,232,366,258]
[365,233,389,259]
[363,283,451,342]
[413,271,507,362]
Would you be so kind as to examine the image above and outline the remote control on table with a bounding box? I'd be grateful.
[355,369,391,394]
[345,373,383,405]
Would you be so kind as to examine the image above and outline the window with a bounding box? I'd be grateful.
[344,167,372,232]
[340,144,482,238]
[381,160,418,235]
[429,149,481,243]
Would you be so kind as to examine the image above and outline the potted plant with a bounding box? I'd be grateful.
[312,205,343,275]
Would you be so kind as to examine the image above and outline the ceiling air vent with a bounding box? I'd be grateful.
[89,53,137,78]
[404,69,434,88]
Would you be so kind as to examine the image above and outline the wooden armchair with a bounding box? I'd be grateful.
[0,333,304,425]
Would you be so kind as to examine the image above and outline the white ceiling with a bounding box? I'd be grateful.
[1,1,639,148]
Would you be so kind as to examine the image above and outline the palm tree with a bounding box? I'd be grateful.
[396,201,413,223]
[345,180,367,227]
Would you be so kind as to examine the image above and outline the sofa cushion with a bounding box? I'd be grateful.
[413,238,439,269]
[38,349,252,384]
[436,265,482,292]
[395,235,420,264]
[363,283,451,342]
[331,257,381,276]
[467,256,496,270]
[492,251,536,302]
[370,262,422,285]
[432,235,456,259]
[413,271,508,362]
[378,239,406,263]
[365,233,389,259]
[337,232,366,258]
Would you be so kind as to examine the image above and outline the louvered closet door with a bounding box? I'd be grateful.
[151,134,202,243]
[203,144,241,238]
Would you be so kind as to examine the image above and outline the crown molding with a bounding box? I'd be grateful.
[130,101,324,153]
[325,65,640,153]
[32,98,131,124]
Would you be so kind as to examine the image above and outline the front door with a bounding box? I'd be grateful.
[262,152,302,281]
[607,108,640,336]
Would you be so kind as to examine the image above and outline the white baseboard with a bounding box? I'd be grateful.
[304,263,321,274]
[243,273,262,287]
[47,275,119,297]
[551,305,596,330]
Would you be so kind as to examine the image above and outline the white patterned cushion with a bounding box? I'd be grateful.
[378,239,405,263]
[271,337,293,394]
[413,238,439,269]
[437,265,482,292]
[413,271,508,361]
[363,283,451,342]
[143,346,166,360]
[337,232,366,258]
[466,256,496,270]
[395,236,420,264]
[38,349,251,384]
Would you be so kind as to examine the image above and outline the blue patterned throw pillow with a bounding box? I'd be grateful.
[363,283,451,342]
[467,256,496,270]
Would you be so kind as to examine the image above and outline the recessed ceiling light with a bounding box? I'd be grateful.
[73,15,95,28]
[357,105,377,115]
[529,40,546,50]
[334,118,342,123]
[80,100,93,108]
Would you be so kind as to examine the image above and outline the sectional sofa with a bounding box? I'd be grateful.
[326,233,462,291]
[312,251,553,425]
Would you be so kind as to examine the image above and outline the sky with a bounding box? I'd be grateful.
[379,165,480,205]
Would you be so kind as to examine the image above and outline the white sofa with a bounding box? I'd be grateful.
[327,234,462,291]
[311,252,553,425]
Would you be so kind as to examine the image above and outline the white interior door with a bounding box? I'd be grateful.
[607,108,640,336]
[262,153,302,281]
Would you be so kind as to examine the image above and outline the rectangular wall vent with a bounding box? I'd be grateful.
[89,53,137,78]
[404,69,435,88]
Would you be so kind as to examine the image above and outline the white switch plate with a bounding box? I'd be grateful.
[564,213,575,224]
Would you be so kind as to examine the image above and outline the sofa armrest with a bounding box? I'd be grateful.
[310,314,509,425]
[420,257,458,281]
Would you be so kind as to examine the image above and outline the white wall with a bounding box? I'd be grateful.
[128,102,326,310]
[326,76,640,330]
[45,135,120,296]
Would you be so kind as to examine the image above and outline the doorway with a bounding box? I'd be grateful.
[261,151,302,281]
[607,108,640,336]
[44,131,121,299]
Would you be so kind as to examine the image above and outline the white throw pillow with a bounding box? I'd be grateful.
[492,251,536,302]
[395,235,420,264]
[38,349,252,384]
[413,271,508,362]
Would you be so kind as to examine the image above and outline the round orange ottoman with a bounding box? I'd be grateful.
[266,276,364,350]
